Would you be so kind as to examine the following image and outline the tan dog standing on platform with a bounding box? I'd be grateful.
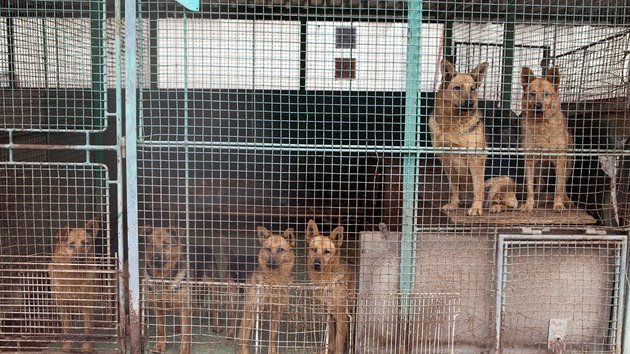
[306,220,356,354]
[429,59,489,216]
[520,66,573,212]
[238,226,296,354]
[49,218,100,353]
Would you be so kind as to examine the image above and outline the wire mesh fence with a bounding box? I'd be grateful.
[0,0,629,352]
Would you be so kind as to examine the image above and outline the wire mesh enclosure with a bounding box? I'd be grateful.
[0,0,124,352]
[125,0,630,353]
[496,234,627,353]
[0,163,119,351]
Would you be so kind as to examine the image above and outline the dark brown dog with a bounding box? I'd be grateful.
[429,59,489,216]
[305,220,355,354]
[141,226,221,354]
[238,226,295,354]
[520,66,573,212]
[48,218,100,353]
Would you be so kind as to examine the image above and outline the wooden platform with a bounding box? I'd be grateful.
[444,205,597,226]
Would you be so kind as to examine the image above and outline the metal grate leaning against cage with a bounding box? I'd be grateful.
[0,163,118,352]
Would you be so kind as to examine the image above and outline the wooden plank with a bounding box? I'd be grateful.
[444,205,596,225]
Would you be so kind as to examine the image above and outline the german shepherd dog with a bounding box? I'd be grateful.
[141,226,221,353]
[429,59,489,216]
[49,218,100,353]
[238,227,296,354]
[305,220,356,354]
[520,66,573,212]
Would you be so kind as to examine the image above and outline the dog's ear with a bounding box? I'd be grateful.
[471,62,489,88]
[283,227,296,248]
[440,59,456,85]
[257,226,272,244]
[55,227,71,243]
[329,226,344,249]
[521,67,536,90]
[544,66,561,93]
[84,218,100,239]
[305,219,320,243]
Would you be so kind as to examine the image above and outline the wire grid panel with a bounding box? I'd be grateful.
[496,234,627,353]
[0,2,108,131]
[141,280,334,353]
[355,291,461,354]
[131,0,630,352]
[0,162,119,351]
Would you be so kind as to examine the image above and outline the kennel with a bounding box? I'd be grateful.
[1,0,629,353]
[0,1,125,352]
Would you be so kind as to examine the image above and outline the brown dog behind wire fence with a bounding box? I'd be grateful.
[49,218,100,353]
[238,226,296,354]
[305,219,356,354]
[520,66,573,212]
[429,59,489,216]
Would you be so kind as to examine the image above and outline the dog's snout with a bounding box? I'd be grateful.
[267,259,279,270]
[463,99,474,109]
[152,253,164,267]
[312,259,322,271]
[535,102,543,111]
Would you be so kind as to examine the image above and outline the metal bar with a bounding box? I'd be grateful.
[443,21,453,62]
[614,237,627,353]
[149,2,159,91]
[495,236,506,353]
[129,140,630,156]
[124,0,142,351]
[114,0,127,350]
[0,143,119,151]
[91,0,107,162]
[499,0,516,113]
[454,40,547,50]
[399,0,422,313]
[6,17,16,89]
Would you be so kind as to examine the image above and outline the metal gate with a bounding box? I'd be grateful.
[0,0,125,352]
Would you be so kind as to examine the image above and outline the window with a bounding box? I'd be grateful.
[335,58,356,79]
[336,27,356,49]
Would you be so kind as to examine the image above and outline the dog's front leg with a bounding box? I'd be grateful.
[59,304,73,352]
[81,306,94,353]
[267,307,281,354]
[440,156,461,211]
[238,292,255,354]
[467,155,486,216]
[179,305,191,354]
[553,157,571,212]
[333,312,348,354]
[152,306,167,353]
[520,158,536,211]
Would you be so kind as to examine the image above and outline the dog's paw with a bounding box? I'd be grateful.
[466,206,483,216]
[441,201,460,211]
[179,342,191,354]
[553,201,566,212]
[81,342,94,353]
[520,203,534,212]
[489,204,504,213]
[61,342,73,352]
[151,342,167,353]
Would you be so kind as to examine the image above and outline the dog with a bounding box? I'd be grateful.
[141,226,221,354]
[305,220,356,354]
[429,59,489,216]
[520,66,573,212]
[485,176,518,213]
[48,218,100,353]
[238,226,296,354]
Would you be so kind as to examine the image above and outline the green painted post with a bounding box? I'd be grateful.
[400,0,422,312]
[499,0,516,116]
[90,0,106,163]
